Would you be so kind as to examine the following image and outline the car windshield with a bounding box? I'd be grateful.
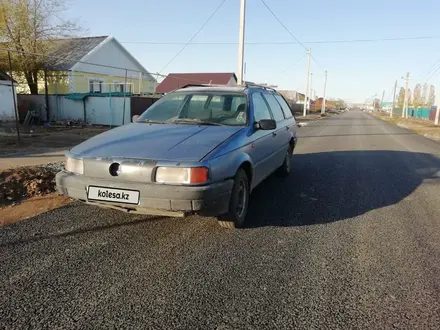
[137,92,248,126]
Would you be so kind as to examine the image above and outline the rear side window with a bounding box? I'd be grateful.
[274,94,294,119]
[252,93,272,121]
[263,93,286,122]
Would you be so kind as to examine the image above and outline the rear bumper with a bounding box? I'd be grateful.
[55,171,233,217]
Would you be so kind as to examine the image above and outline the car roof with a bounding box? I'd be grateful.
[173,84,277,94]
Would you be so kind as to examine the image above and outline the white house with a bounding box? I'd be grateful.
[8,35,156,95]
[0,71,17,121]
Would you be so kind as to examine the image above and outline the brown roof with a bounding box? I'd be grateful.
[156,72,237,93]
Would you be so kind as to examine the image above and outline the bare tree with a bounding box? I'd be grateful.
[422,82,429,106]
[412,84,422,108]
[397,87,405,108]
[429,85,435,107]
[0,0,83,94]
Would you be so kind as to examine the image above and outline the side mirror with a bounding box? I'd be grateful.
[132,115,139,123]
[256,119,276,130]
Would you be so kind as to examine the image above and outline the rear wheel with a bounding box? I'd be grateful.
[217,169,249,229]
[276,146,293,177]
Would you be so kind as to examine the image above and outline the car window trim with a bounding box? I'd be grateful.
[251,91,275,122]
[262,91,287,121]
[273,92,295,120]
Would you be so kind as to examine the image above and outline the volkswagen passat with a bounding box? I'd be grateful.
[56,84,297,228]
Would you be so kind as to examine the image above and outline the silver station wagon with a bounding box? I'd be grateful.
[56,84,298,228]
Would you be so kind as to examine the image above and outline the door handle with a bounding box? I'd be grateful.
[285,126,290,130]
[272,132,277,137]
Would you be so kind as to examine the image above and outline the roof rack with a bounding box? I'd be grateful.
[178,83,232,89]
[242,82,277,91]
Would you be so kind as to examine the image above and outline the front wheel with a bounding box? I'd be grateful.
[217,169,249,229]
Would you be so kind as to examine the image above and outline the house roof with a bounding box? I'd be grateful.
[156,72,237,93]
[0,36,155,81]
[46,36,108,70]
[47,36,154,80]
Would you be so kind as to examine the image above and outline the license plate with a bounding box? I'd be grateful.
[87,186,140,205]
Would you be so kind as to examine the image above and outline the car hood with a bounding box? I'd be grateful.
[70,123,243,161]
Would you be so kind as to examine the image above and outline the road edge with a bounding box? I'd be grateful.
[368,112,440,144]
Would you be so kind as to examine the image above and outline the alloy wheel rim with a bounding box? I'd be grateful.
[236,180,247,218]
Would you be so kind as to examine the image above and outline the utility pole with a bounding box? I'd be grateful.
[391,79,397,118]
[309,72,313,111]
[303,48,311,116]
[244,62,247,82]
[237,0,246,85]
[371,93,378,111]
[402,72,410,119]
[435,106,440,125]
[380,89,385,111]
[321,70,327,115]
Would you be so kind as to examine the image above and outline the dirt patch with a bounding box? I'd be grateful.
[0,162,63,207]
[373,112,440,141]
[0,193,71,226]
[0,124,108,155]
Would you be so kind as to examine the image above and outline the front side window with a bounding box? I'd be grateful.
[137,92,247,126]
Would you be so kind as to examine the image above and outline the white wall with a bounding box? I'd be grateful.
[0,82,17,121]
[85,97,131,126]
[18,94,132,126]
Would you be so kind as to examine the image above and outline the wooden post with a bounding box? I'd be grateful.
[83,98,87,126]
[44,68,50,122]
[122,69,128,125]
[7,51,20,143]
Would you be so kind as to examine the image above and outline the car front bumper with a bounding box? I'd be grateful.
[56,171,233,217]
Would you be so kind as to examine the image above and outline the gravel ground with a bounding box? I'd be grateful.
[1,110,440,329]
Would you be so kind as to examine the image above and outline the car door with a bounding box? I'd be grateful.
[262,91,291,168]
[249,92,278,187]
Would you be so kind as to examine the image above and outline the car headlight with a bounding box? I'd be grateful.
[65,157,84,175]
[155,167,208,184]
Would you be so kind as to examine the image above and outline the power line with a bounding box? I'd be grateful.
[120,36,440,45]
[158,0,227,74]
[258,0,325,72]
[424,60,440,84]
[258,0,308,52]
[0,47,219,86]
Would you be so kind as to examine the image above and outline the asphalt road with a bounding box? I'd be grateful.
[2,110,440,329]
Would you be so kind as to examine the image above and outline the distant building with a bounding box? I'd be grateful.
[277,90,299,104]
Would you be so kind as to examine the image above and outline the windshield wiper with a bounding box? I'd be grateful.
[173,118,224,126]
[138,119,171,124]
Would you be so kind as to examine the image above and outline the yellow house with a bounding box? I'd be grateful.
[21,36,156,95]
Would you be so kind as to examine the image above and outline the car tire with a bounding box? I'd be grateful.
[217,169,249,229]
[276,146,293,177]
